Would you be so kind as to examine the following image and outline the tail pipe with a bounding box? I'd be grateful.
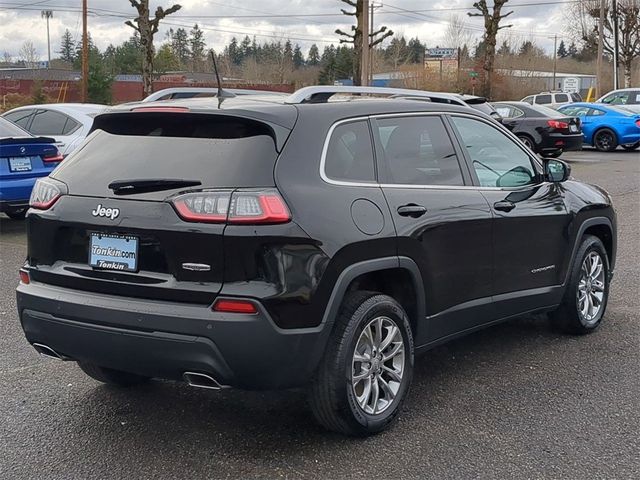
[32,343,68,361]
[183,371,226,390]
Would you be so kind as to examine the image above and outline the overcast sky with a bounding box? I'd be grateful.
[0,0,572,61]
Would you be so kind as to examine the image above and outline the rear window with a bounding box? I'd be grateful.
[53,113,280,197]
[528,104,565,118]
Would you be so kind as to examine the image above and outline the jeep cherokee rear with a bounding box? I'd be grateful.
[16,87,616,436]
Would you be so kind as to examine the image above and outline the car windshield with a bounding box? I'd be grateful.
[0,117,32,137]
[527,104,566,118]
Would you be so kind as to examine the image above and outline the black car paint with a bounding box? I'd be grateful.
[16,97,617,389]
[494,101,583,155]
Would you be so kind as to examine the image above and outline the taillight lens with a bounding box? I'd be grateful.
[171,189,290,224]
[19,269,30,284]
[547,120,569,129]
[29,177,66,210]
[42,149,64,163]
[212,299,258,314]
[635,119,640,128]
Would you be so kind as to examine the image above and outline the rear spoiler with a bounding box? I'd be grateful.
[0,136,56,145]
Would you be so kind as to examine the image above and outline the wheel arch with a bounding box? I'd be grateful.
[592,126,618,147]
[320,257,426,337]
[564,216,615,286]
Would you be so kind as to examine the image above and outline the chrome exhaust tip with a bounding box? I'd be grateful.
[183,371,224,390]
[32,343,67,361]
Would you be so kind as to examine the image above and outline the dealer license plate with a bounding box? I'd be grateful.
[89,233,139,272]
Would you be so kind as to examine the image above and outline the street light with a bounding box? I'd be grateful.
[41,10,53,68]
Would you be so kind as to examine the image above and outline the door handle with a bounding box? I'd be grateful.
[493,200,516,212]
[397,204,427,217]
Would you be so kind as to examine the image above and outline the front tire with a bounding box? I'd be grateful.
[593,129,618,152]
[78,362,150,387]
[309,291,414,436]
[551,235,610,334]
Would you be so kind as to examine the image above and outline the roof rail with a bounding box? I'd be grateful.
[285,85,465,105]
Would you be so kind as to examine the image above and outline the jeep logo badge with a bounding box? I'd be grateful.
[91,204,120,220]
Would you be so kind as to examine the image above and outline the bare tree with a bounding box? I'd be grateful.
[19,41,39,68]
[443,14,475,50]
[125,0,182,96]
[570,0,639,87]
[336,0,393,85]
[468,0,513,98]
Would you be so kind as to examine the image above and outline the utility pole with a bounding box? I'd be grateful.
[596,0,605,98]
[611,0,619,89]
[81,0,88,102]
[551,34,558,90]
[41,10,53,68]
[360,0,370,86]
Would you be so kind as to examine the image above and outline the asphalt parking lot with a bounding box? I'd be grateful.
[0,148,638,479]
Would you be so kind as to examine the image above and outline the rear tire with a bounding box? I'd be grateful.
[550,235,610,335]
[593,129,618,152]
[517,134,536,152]
[78,362,150,387]
[309,291,414,436]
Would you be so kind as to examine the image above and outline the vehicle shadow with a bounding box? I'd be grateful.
[65,313,568,463]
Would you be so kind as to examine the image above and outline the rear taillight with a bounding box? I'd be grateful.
[171,189,291,225]
[42,149,64,163]
[635,119,640,128]
[29,177,66,210]
[547,120,569,129]
[19,269,30,285]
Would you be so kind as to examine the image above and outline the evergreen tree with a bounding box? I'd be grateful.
[283,40,294,65]
[227,37,242,65]
[170,28,190,67]
[189,24,206,71]
[567,41,578,58]
[240,35,252,59]
[58,29,75,63]
[518,40,535,56]
[406,37,425,64]
[497,40,511,56]
[318,45,337,84]
[292,44,304,68]
[113,35,144,74]
[307,44,320,66]
[557,39,567,58]
[155,43,180,73]
[334,45,355,80]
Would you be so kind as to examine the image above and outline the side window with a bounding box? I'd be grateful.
[4,109,34,129]
[62,117,80,135]
[324,120,375,183]
[511,106,525,118]
[450,116,538,188]
[494,106,512,118]
[29,109,69,135]
[588,108,605,116]
[522,96,533,104]
[632,91,640,104]
[535,95,552,104]
[555,94,569,103]
[375,116,464,186]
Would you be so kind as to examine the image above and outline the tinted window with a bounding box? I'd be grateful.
[325,121,375,183]
[53,114,280,198]
[528,104,565,117]
[29,109,70,135]
[62,117,80,135]
[0,117,32,137]
[4,109,34,128]
[555,94,569,103]
[588,108,606,116]
[535,95,552,104]
[171,92,216,99]
[376,116,464,186]
[559,106,589,117]
[522,96,533,104]
[451,116,537,188]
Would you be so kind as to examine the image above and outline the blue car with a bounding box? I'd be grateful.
[557,102,640,152]
[0,117,63,219]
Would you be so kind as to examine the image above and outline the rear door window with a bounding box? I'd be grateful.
[324,120,375,183]
[535,95,552,104]
[374,115,465,186]
[554,94,569,103]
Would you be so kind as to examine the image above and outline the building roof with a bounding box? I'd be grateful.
[497,69,596,79]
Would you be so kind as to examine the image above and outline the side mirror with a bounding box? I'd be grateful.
[544,158,571,182]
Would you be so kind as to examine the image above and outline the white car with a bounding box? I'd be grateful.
[521,92,582,109]
[2,103,107,156]
[596,88,640,113]
[142,87,288,102]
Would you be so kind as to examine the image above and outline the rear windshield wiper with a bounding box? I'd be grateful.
[108,178,201,194]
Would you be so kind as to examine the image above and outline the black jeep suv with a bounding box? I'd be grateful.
[16,86,616,436]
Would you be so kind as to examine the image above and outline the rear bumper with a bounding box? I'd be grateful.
[0,199,29,213]
[540,133,583,153]
[0,175,39,203]
[17,281,329,389]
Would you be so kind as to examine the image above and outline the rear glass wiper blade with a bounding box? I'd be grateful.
[108,178,201,194]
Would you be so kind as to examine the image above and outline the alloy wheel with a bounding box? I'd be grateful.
[351,316,405,415]
[577,251,605,325]
[595,132,613,151]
